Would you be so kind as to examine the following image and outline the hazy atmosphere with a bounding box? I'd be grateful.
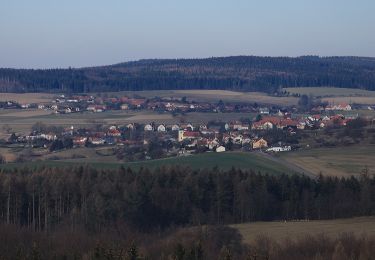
[1,0,375,68]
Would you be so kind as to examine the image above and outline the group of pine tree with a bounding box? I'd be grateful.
[1,56,375,93]
[1,165,375,259]
[1,165,374,232]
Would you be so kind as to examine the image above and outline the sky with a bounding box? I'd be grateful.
[1,0,375,68]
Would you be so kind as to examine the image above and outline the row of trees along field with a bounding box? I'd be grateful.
[0,166,374,233]
[1,56,375,93]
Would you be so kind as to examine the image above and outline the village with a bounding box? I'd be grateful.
[1,91,372,164]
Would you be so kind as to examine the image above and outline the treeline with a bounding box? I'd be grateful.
[1,56,375,93]
[0,166,374,233]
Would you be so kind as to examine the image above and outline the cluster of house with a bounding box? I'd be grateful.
[252,110,359,131]
[9,103,366,158]
[70,96,265,114]
[4,94,271,115]
[13,120,282,154]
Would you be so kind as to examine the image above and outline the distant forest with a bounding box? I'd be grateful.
[1,56,375,93]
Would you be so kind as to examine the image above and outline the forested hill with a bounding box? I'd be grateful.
[1,56,375,93]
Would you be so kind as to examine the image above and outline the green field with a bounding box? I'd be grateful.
[0,152,295,174]
[232,217,375,244]
[279,145,375,177]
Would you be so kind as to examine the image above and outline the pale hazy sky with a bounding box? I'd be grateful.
[1,0,374,68]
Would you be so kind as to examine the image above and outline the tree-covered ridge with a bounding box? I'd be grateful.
[1,56,375,93]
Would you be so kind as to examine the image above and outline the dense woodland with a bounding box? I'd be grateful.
[1,166,375,259]
[1,166,374,232]
[2,223,375,259]
[1,56,375,93]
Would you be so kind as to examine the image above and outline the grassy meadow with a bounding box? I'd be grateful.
[0,109,257,134]
[106,89,299,106]
[0,151,296,175]
[232,217,375,244]
[279,145,375,177]
[285,87,375,105]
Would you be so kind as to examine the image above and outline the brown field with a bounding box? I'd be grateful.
[323,96,375,105]
[0,145,121,164]
[0,109,256,135]
[232,217,375,244]
[44,147,119,163]
[285,87,375,105]
[125,113,174,122]
[0,93,55,104]
[285,87,375,97]
[107,90,299,106]
[279,145,375,177]
[0,109,52,117]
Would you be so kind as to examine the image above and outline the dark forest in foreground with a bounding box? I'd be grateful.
[1,166,375,259]
[1,56,375,93]
[1,166,374,232]
[2,224,375,259]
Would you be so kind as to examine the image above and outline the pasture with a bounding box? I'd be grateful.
[0,93,55,104]
[322,96,375,105]
[285,87,375,105]
[124,152,295,173]
[232,217,375,244]
[106,90,299,106]
[0,109,256,135]
[279,145,375,177]
[0,151,297,175]
[285,87,375,97]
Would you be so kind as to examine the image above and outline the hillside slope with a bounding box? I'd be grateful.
[1,56,375,93]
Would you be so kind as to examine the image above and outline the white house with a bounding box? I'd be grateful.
[157,125,166,132]
[171,124,180,131]
[121,104,129,110]
[144,124,154,131]
[91,138,106,145]
[216,146,226,153]
[259,107,270,115]
[266,146,291,152]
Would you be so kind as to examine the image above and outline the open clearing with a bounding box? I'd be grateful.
[0,109,256,135]
[123,152,295,173]
[109,90,299,106]
[232,217,375,244]
[0,109,52,117]
[0,152,297,175]
[279,145,375,177]
[285,87,375,97]
[0,93,55,104]
[284,87,375,105]
[322,96,375,105]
